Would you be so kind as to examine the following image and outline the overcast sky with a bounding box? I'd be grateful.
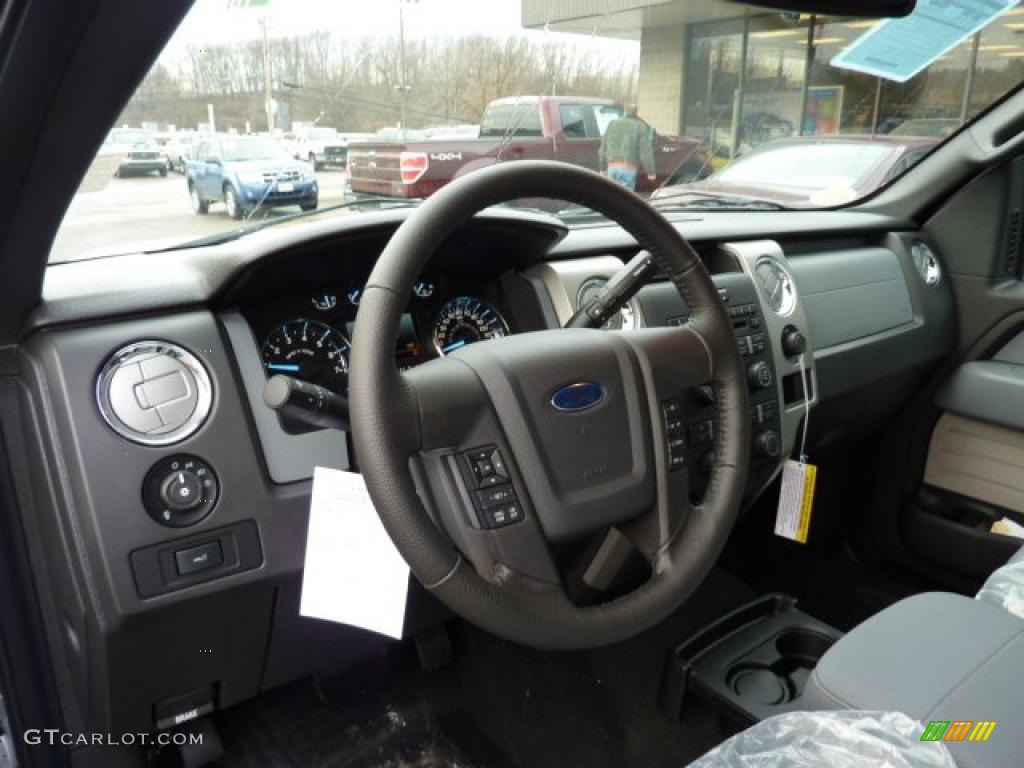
[164,0,639,58]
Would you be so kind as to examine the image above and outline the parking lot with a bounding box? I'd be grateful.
[50,167,351,263]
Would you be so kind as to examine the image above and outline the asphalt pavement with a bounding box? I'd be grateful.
[50,168,351,263]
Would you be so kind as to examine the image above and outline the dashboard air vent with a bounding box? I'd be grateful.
[911,242,941,286]
[96,342,212,446]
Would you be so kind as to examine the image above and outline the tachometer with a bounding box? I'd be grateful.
[261,319,351,394]
[432,296,509,355]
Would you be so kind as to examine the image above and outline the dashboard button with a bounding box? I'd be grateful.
[747,361,774,390]
[174,541,223,576]
[475,485,516,509]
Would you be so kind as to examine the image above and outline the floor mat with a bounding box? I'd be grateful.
[213,673,479,768]
[433,567,756,768]
[211,567,755,768]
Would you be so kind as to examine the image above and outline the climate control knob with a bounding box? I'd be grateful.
[747,361,774,390]
[754,430,782,459]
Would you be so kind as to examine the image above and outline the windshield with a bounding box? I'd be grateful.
[105,129,156,147]
[219,138,289,162]
[51,0,1024,262]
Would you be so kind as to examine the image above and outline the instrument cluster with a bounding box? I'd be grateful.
[246,274,513,396]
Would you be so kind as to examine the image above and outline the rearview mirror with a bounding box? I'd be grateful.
[728,0,915,17]
[205,156,221,165]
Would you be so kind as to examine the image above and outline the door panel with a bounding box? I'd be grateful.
[909,333,1024,578]
[925,413,1024,514]
[879,157,1024,585]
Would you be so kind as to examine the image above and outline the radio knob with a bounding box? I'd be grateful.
[782,326,807,357]
[754,430,782,459]
[747,361,774,390]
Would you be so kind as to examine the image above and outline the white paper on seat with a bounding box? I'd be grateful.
[300,467,409,639]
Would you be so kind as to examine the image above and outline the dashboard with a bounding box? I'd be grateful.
[246,272,515,395]
[18,207,956,742]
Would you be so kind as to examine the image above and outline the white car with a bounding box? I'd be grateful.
[100,128,169,177]
[292,127,348,170]
[164,133,201,173]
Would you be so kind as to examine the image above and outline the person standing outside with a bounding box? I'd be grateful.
[599,104,656,192]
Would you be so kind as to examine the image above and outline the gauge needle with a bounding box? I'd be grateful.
[442,340,467,353]
[266,363,301,372]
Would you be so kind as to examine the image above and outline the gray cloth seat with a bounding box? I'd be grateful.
[800,592,1023,768]
[689,546,1024,766]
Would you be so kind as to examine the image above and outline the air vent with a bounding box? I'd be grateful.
[96,342,212,446]
[910,242,942,286]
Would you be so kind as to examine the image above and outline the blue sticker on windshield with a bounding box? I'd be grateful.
[832,0,1019,83]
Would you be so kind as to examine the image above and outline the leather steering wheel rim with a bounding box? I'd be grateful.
[350,160,749,649]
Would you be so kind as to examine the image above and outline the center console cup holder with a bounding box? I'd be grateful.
[660,595,843,726]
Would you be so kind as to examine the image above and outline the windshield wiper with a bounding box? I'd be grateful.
[651,191,788,212]
[142,196,422,254]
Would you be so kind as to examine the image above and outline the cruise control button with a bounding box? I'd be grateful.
[475,485,516,509]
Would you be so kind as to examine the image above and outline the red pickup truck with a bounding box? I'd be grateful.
[347,96,712,199]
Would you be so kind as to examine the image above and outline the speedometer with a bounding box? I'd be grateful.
[432,296,509,355]
[261,319,351,394]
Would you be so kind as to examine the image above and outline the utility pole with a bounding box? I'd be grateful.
[261,10,275,133]
[398,0,409,136]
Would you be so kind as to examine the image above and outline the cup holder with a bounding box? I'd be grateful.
[662,594,844,725]
[776,629,834,663]
[726,629,835,706]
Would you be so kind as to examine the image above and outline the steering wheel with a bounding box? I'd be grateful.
[350,161,749,650]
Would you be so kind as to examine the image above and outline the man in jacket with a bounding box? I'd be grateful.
[599,104,656,192]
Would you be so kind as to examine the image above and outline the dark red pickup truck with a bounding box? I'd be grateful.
[347,96,711,199]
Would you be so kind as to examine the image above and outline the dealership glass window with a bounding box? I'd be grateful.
[968,7,1024,119]
[683,18,744,152]
[806,16,972,138]
[875,30,973,136]
[806,17,881,135]
[739,15,810,152]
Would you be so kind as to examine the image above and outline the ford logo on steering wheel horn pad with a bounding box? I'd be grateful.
[550,382,607,413]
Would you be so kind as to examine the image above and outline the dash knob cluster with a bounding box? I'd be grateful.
[142,454,219,527]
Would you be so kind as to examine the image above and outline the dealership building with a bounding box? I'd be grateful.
[522,0,1024,152]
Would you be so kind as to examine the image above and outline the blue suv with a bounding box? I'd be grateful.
[187,135,318,219]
